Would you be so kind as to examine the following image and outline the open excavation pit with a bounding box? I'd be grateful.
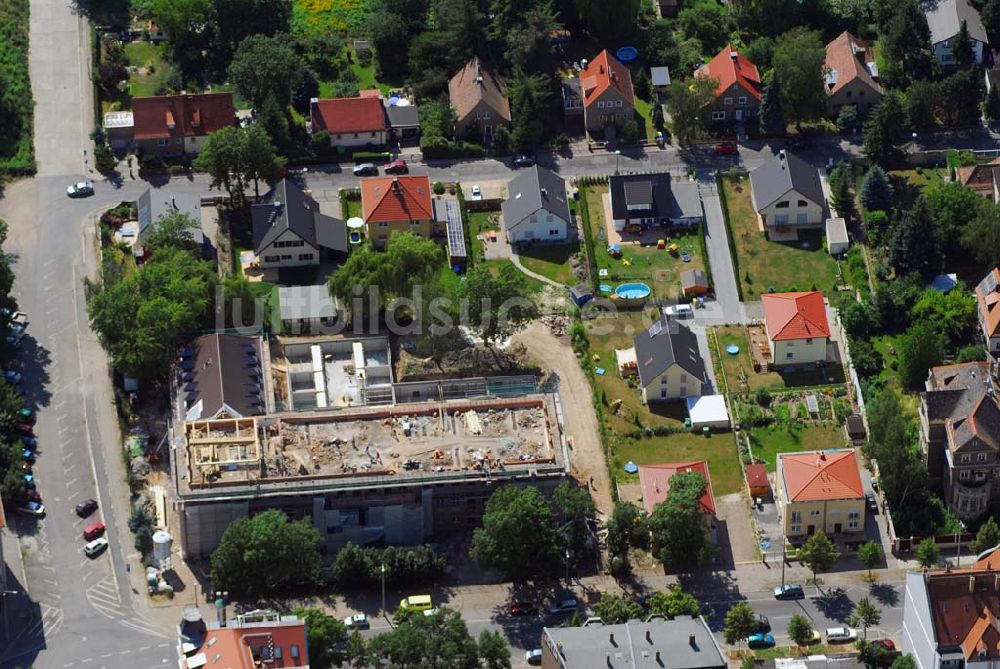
[180,396,561,490]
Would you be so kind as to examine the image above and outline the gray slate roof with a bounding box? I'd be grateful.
[681,268,709,289]
[501,166,571,229]
[182,333,265,420]
[924,362,1000,451]
[924,0,988,45]
[384,102,420,128]
[609,173,703,221]
[633,316,709,391]
[826,217,849,244]
[542,616,726,669]
[278,284,338,321]
[749,150,825,211]
[135,187,205,248]
[251,179,348,255]
[671,181,704,219]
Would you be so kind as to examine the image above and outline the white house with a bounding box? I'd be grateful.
[632,316,711,403]
[926,0,988,66]
[501,166,571,244]
[749,150,826,235]
[310,96,388,148]
[761,291,831,367]
[251,179,348,271]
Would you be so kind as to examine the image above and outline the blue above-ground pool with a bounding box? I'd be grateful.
[617,46,638,63]
[615,282,651,299]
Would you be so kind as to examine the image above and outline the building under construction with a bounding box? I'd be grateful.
[173,395,568,557]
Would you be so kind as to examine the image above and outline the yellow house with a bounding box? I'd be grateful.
[762,291,831,367]
[776,449,865,540]
[632,317,710,403]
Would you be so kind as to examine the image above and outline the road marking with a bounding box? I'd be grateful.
[119,618,173,640]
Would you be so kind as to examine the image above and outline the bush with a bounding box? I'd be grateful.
[332,543,446,590]
[419,135,483,159]
[353,150,391,162]
[433,181,446,195]
[754,388,772,406]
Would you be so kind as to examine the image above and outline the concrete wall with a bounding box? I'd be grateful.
[180,500,250,558]
[771,337,828,365]
[902,571,940,669]
[758,189,824,228]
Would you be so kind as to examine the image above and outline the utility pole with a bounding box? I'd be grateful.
[781,535,787,587]
[380,564,387,620]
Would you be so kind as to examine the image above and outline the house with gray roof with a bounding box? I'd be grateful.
[921,361,1000,520]
[925,0,988,66]
[180,333,266,421]
[501,166,571,244]
[608,173,703,232]
[541,615,726,669]
[135,187,205,258]
[251,178,348,271]
[632,316,710,402]
[278,284,340,334]
[749,150,826,236]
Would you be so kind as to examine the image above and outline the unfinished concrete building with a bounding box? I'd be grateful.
[271,337,394,410]
[173,395,568,557]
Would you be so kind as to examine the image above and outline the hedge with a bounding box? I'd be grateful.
[0,0,36,175]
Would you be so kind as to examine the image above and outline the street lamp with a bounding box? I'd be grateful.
[380,564,387,620]
[614,150,622,176]
[214,590,229,627]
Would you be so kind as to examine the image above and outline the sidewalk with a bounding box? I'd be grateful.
[0,521,37,655]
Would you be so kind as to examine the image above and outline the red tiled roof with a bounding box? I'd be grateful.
[448,58,512,123]
[762,291,831,341]
[925,568,1000,660]
[697,46,762,101]
[360,175,434,223]
[824,32,882,97]
[977,267,1000,337]
[192,619,308,669]
[580,50,635,108]
[132,93,234,141]
[746,463,769,489]
[637,461,716,516]
[779,450,863,502]
[310,97,387,135]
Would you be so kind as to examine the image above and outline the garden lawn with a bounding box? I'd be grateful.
[584,186,707,301]
[465,209,546,291]
[342,198,362,220]
[748,423,848,471]
[719,176,841,298]
[124,41,173,99]
[291,0,371,37]
[633,98,659,141]
[887,168,946,210]
[0,0,35,174]
[714,326,846,392]
[611,431,743,495]
[518,244,580,285]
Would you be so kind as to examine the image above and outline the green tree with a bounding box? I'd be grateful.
[258,92,292,154]
[666,76,718,144]
[829,165,856,220]
[646,586,701,618]
[458,263,538,347]
[469,486,562,579]
[798,531,840,585]
[678,4,729,53]
[367,606,509,668]
[889,197,942,280]
[892,656,918,669]
[864,93,906,166]
[194,125,284,212]
[553,480,595,559]
[501,2,560,74]
[345,630,370,667]
[953,19,976,68]
[877,0,931,83]
[868,389,926,507]
[936,70,985,127]
[144,210,202,253]
[367,0,428,80]
[962,204,1000,270]
[508,69,552,151]
[593,593,644,624]
[606,501,649,557]
[985,85,1000,122]
[905,79,937,129]
[897,321,946,390]
[149,0,211,42]
[573,0,641,37]
[724,601,758,649]
[787,613,815,647]
[87,247,216,378]
[911,288,978,345]
[478,629,512,669]
[858,540,885,579]
[213,0,292,54]
[915,537,940,569]
[293,608,348,669]
[772,28,828,125]
[759,71,786,136]
[860,166,893,212]
[652,104,665,132]
[837,105,859,132]
[973,516,1000,554]
[926,180,983,243]
[209,509,323,597]
[228,34,303,109]
[983,0,1000,45]
[648,471,712,571]
[848,597,882,639]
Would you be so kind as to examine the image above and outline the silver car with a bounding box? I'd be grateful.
[67,181,94,197]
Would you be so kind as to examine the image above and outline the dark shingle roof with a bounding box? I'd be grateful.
[251,179,347,255]
[633,316,708,390]
[924,363,1000,451]
[609,173,673,220]
[749,150,825,211]
[502,166,571,229]
[183,333,265,420]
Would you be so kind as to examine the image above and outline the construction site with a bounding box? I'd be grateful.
[173,395,568,557]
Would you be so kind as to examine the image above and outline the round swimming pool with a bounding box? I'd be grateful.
[615,282,651,299]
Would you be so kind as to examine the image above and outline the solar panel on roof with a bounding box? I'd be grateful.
[443,200,467,258]
[648,320,663,337]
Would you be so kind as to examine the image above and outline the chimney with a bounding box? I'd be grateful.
[730,51,738,61]
[392,178,402,194]
[971,575,976,593]
[610,632,616,646]
[600,64,605,74]
[646,629,652,643]
[656,650,662,663]
[582,58,589,71]
[689,634,697,647]
[778,149,786,164]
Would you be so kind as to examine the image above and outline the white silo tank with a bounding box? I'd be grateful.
[152,530,172,564]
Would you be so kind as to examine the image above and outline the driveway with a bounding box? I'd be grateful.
[698,179,744,325]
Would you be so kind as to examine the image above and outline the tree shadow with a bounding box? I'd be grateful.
[868,582,899,607]
[813,587,854,623]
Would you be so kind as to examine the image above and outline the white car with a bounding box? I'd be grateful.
[826,627,858,643]
[343,613,369,629]
[422,608,440,617]
[2,310,27,326]
[66,181,94,198]
[84,537,109,557]
[525,649,543,665]
[470,185,482,200]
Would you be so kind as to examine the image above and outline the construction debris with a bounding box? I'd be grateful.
[539,315,568,337]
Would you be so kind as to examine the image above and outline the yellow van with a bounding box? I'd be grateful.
[399,594,433,612]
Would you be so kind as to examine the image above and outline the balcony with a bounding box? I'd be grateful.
[949,478,991,520]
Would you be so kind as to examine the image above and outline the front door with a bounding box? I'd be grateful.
[834,523,842,533]
[807,525,815,536]
[736,109,743,121]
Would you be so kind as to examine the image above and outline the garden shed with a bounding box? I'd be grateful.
[686,394,730,429]
[746,463,771,500]
[680,269,709,296]
[825,217,849,255]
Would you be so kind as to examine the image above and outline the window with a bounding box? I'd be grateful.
[738,96,747,105]
[776,201,790,209]
[274,647,283,659]
[791,525,802,533]
[378,222,389,228]
[849,511,860,519]
[942,53,954,63]
[791,512,802,522]
[298,253,313,261]
[291,646,300,659]
[264,255,278,263]
[979,453,989,462]
[859,90,866,97]
[661,376,668,385]
[616,100,623,107]
[598,101,605,108]
[848,521,859,530]
[797,200,808,207]
[846,91,853,99]
[549,229,560,235]
[787,341,794,347]
[157,138,168,147]
[280,254,291,260]
[410,220,420,225]
[805,338,813,345]
[712,111,726,120]
[962,454,971,463]
[371,132,376,137]
[724,96,733,106]
[353,133,359,138]
[810,509,821,516]
[680,374,687,383]
[786,352,794,359]
[661,389,667,398]
[961,470,971,480]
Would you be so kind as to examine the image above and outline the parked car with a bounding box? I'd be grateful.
[871,478,879,491]
[15,423,32,435]
[549,598,578,613]
[826,627,858,643]
[774,584,805,600]
[747,633,775,649]
[22,449,34,462]
[18,501,44,515]
[84,537,109,557]
[3,370,22,384]
[21,437,36,449]
[26,490,41,503]
[18,408,34,423]
[2,310,28,327]
[756,614,771,633]
[713,142,738,155]
[384,159,408,174]
[509,602,537,616]
[352,163,378,177]
[866,492,879,513]
[470,185,482,200]
[343,613,369,629]
[83,522,106,541]
[525,649,543,665]
[75,498,98,517]
[512,155,536,168]
[805,629,822,644]
[872,640,896,651]
[67,181,94,198]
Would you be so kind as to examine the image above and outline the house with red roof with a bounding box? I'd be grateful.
[579,50,635,135]
[761,291,831,366]
[975,267,1000,355]
[776,449,865,539]
[360,175,439,249]
[823,32,883,118]
[177,609,308,669]
[310,96,387,148]
[637,461,718,542]
[696,46,761,124]
[132,92,234,156]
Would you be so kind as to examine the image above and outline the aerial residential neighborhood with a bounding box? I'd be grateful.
[4,0,1000,666]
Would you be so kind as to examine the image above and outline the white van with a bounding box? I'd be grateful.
[664,304,693,319]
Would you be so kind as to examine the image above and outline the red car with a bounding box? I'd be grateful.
[84,522,106,541]
[872,640,896,651]
[15,423,33,435]
[384,159,408,174]
[509,602,537,616]
[714,142,738,155]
